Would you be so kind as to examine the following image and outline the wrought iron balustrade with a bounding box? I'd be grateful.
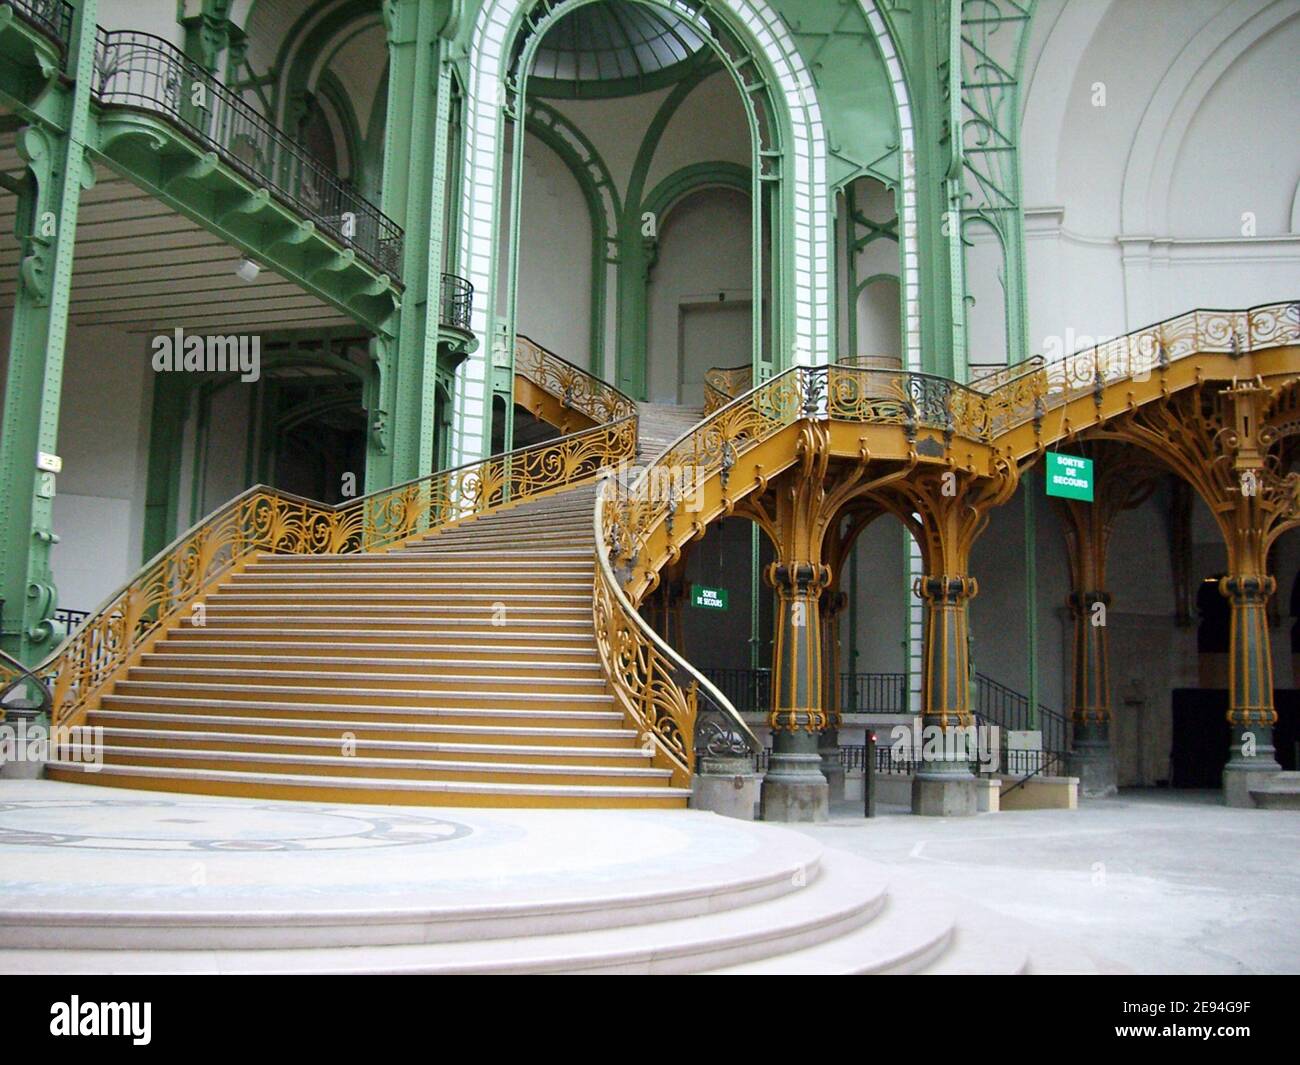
[702,667,908,714]
[973,672,1069,753]
[90,29,403,278]
[439,272,473,333]
[7,0,73,56]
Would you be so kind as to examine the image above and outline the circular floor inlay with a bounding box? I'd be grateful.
[0,799,473,853]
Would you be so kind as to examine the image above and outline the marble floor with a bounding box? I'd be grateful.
[798,790,1300,975]
[0,778,800,915]
[1,779,1295,973]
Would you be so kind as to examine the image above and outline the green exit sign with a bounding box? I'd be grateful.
[1045,452,1094,501]
[691,584,728,610]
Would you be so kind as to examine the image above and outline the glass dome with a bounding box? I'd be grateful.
[528,2,711,95]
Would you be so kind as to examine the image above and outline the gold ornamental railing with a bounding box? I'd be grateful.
[516,335,637,425]
[616,300,1300,590]
[594,478,760,785]
[11,412,637,731]
[703,364,752,415]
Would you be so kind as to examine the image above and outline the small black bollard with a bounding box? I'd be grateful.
[864,731,876,818]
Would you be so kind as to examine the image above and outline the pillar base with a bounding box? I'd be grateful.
[692,755,760,821]
[1222,726,1282,808]
[0,703,47,780]
[1068,728,1117,799]
[818,729,844,802]
[911,762,978,817]
[761,732,828,823]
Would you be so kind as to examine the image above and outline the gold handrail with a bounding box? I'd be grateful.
[17,415,638,731]
[515,335,637,424]
[702,363,752,414]
[593,474,759,786]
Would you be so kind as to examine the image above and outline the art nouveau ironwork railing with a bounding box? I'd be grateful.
[624,301,1300,588]
[8,0,73,56]
[703,364,752,415]
[10,412,636,731]
[516,335,637,425]
[594,478,759,786]
[90,29,403,277]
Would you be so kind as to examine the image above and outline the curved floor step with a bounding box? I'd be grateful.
[45,761,692,809]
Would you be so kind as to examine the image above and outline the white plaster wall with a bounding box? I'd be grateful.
[1019,0,1300,351]
[643,72,750,193]
[514,131,594,368]
[646,187,751,404]
[98,0,183,44]
[0,314,153,614]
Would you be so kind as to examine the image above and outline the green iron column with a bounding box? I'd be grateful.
[0,0,97,662]
[140,373,188,562]
[909,0,967,380]
[372,0,455,488]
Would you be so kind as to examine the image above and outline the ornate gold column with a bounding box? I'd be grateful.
[1091,381,1300,806]
[818,589,848,800]
[738,423,875,822]
[875,461,1019,815]
[1055,445,1161,796]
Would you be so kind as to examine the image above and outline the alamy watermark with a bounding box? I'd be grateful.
[0,718,102,772]
[151,327,260,383]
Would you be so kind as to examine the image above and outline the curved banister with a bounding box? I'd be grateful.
[703,364,753,414]
[593,475,759,782]
[515,335,637,424]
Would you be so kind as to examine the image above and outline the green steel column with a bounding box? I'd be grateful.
[1024,468,1039,727]
[910,0,967,379]
[373,0,453,487]
[140,374,187,562]
[0,0,97,662]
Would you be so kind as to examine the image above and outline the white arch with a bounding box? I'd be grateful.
[857,0,918,373]
[1121,0,1296,236]
[454,0,830,463]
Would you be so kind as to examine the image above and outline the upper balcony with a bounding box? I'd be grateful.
[0,9,475,339]
[92,29,401,278]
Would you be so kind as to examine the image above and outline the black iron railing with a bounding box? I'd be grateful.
[840,672,907,713]
[8,0,73,55]
[973,672,1069,752]
[53,607,88,628]
[440,272,473,332]
[703,667,909,714]
[1000,748,1068,797]
[90,29,403,278]
[704,667,771,714]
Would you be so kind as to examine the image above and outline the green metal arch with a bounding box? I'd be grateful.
[641,160,751,224]
[497,0,798,410]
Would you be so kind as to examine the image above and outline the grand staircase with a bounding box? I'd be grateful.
[47,480,690,808]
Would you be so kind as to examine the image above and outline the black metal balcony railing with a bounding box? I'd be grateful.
[8,0,74,55]
[90,29,404,278]
[439,271,473,332]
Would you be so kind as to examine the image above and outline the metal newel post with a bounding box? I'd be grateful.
[864,731,876,818]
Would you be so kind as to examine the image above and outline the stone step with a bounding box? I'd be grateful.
[43,760,692,810]
[88,709,638,746]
